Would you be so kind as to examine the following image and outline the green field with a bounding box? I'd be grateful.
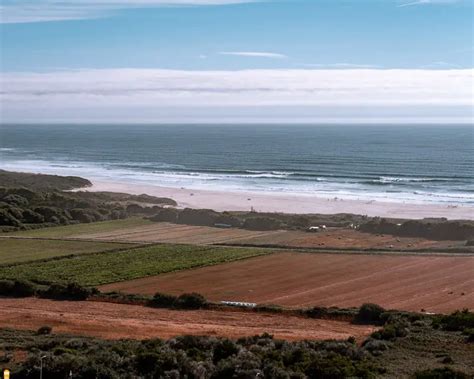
[3,218,152,239]
[0,238,131,265]
[0,244,271,286]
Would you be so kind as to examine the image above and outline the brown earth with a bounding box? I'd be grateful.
[75,222,462,251]
[0,298,376,341]
[77,222,283,245]
[101,252,474,314]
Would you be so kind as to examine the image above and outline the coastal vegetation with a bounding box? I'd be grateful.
[0,170,175,232]
[0,303,472,378]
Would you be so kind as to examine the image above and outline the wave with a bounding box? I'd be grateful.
[1,158,474,205]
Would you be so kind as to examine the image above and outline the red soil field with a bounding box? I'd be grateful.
[101,252,474,314]
[0,298,376,341]
[228,228,461,251]
[76,222,461,251]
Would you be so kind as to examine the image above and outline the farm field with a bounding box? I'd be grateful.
[3,218,153,239]
[0,244,271,286]
[226,228,463,251]
[74,222,467,250]
[0,298,377,341]
[101,252,474,314]
[64,222,284,245]
[0,238,130,265]
[3,219,466,251]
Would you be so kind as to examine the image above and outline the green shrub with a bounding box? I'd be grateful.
[42,283,92,301]
[433,309,474,332]
[462,328,474,343]
[306,306,329,318]
[0,208,23,227]
[372,322,408,341]
[0,279,14,295]
[213,339,239,363]
[21,208,45,223]
[149,208,179,223]
[174,293,207,309]
[177,208,219,226]
[37,325,53,335]
[413,367,471,379]
[3,194,28,206]
[70,208,100,223]
[12,279,37,297]
[149,292,177,308]
[243,217,283,231]
[355,303,386,325]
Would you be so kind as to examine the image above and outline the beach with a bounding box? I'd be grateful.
[88,179,474,220]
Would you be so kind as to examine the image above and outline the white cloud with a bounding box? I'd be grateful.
[421,61,463,69]
[398,0,459,7]
[300,63,381,69]
[0,0,258,23]
[1,68,472,123]
[219,51,287,59]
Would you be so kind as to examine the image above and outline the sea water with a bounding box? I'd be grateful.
[1,123,473,205]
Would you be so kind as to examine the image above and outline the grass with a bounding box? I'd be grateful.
[0,238,131,265]
[2,218,152,239]
[0,244,272,286]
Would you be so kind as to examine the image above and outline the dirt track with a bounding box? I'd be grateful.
[101,252,474,314]
[0,298,376,341]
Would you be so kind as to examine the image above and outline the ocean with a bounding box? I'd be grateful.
[0,124,473,205]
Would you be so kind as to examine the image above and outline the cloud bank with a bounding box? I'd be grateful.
[1,68,472,123]
[219,52,287,59]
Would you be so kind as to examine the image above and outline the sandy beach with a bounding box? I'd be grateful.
[87,180,474,220]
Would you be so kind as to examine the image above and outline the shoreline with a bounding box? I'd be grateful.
[87,179,474,220]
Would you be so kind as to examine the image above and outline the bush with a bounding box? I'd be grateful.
[149,292,178,308]
[37,326,53,335]
[3,194,28,206]
[21,208,45,223]
[355,303,386,325]
[42,283,92,301]
[242,217,283,231]
[0,208,22,227]
[371,322,407,341]
[34,206,66,223]
[213,339,239,363]
[362,338,390,356]
[12,280,37,297]
[214,213,242,227]
[126,203,146,215]
[0,279,14,296]
[462,328,474,343]
[70,208,100,223]
[433,309,474,332]
[177,208,219,227]
[414,367,471,379]
[174,293,207,309]
[149,208,180,223]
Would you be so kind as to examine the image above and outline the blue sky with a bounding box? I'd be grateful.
[1,0,473,71]
[0,0,473,123]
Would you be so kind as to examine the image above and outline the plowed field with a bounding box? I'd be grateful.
[101,252,474,313]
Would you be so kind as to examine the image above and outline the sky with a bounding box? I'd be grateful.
[0,0,473,123]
